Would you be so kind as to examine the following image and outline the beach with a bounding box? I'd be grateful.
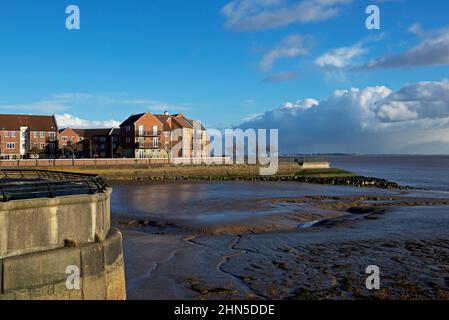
[109,155,449,300]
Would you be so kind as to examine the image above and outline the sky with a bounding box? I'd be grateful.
[1,0,449,154]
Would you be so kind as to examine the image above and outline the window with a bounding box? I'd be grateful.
[153,138,159,148]
[49,143,55,152]
[6,143,15,149]
[101,144,106,150]
[4,131,9,137]
[153,125,158,135]
[40,132,45,138]
[34,132,38,138]
[139,125,144,135]
[49,132,56,141]
[62,136,68,142]
[11,131,16,138]
[70,136,75,141]
[40,143,45,149]
[125,137,131,144]
[126,126,131,133]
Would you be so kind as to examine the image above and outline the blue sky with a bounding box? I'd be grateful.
[1,0,449,153]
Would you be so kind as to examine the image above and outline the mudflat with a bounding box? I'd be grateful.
[111,181,449,300]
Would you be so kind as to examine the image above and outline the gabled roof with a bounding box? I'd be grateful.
[171,116,193,129]
[154,114,172,131]
[59,127,78,135]
[119,113,146,127]
[0,114,58,131]
[73,128,112,138]
[110,128,121,136]
[186,118,206,130]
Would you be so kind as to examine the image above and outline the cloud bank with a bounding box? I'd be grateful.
[238,80,449,154]
[365,27,449,69]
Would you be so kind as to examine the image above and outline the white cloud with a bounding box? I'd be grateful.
[55,114,121,129]
[315,44,366,68]
[238,80,449,154]
[282,98,319,110]
[260,35,307,71]
[221,0,353,31]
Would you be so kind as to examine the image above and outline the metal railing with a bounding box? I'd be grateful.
[135,130,161,137]
[0,169,109,202]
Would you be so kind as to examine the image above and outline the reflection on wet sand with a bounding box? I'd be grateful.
[111,181,449,300]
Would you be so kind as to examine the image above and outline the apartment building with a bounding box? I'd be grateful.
[0,114,58,159]
[58,128,82,156]
[72,128,121,158]
[119,112,208,159]
[0,112,207,160]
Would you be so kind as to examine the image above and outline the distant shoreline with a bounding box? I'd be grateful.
[23,164,410,189]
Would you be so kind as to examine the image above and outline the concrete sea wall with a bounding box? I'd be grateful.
[0,157,229,167]
[300,162,331,169]
[0,188,126,300]
[0,228,126,300]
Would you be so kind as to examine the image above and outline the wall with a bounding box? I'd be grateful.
[0,157,230,167]
[0,228,126,300]
[0,189,112,259]
[300,162,331,169]
[0,185,126,300]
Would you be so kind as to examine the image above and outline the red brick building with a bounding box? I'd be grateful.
[58,128,82,157]
[58,128,121,158]
[119,112,208,159]
[0,114,58,159]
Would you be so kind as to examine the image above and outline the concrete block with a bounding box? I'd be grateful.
[80,243,106,300]
[3,247,80,291]
[103,228,123,266]
[105,258,126,300]
[81,242,104,276]
[103,229,126,300]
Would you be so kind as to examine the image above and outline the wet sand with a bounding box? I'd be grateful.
[110,181,449,300]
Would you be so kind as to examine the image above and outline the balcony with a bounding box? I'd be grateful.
[135,130,161,137]
[135,143,159,149]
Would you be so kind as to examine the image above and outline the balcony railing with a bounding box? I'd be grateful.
[0,169,108,202]
[135,131,161,137]
[135,143,159,149]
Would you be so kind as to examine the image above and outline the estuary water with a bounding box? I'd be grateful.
[328,155,449,191]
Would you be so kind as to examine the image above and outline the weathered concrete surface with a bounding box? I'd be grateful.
[80,242,106,300]
[104,228,126,300]
[3,247,80,291]
[0,189,112,259]
[0,227,126,300]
